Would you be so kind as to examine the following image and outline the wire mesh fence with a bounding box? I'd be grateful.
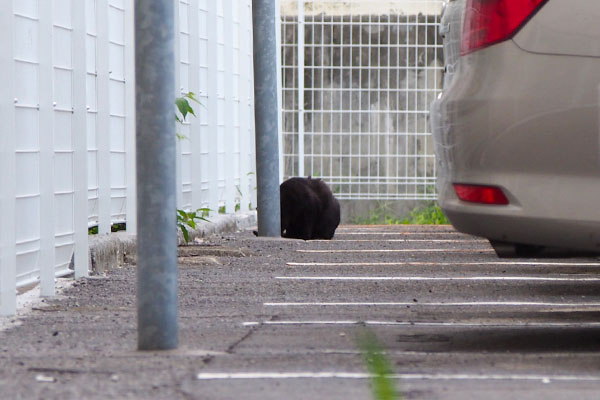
[280,0,444,200]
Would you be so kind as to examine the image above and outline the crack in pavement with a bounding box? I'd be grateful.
[226,325,259,354]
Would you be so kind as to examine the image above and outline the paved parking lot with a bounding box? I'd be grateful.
[2,225,600,399]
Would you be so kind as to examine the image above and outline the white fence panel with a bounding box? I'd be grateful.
[39,0,57,295]
[72,0,90,279]
[86,0,100,229]
[0,0,257,315]
[95,0,112,234]
[14,2,43,292]
[53,0,77,281]
[108,0,127,223]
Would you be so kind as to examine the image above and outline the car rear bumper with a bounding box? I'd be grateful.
[431,40,600,251]
[443,203,600,252]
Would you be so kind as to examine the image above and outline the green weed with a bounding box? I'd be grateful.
[175,92,201,124]
[401,202,449,225]
[174,93,212,243]
[353,201,449,225]
[358,330,402,400]
[177,208,211,244]
[88,223,127,235]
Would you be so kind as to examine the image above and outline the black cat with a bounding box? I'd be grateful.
[280,177,340,240]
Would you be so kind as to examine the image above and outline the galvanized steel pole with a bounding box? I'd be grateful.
[252,0,282,237]
[135,0,178,350]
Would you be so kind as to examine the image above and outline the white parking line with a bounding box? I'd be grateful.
[275,276,600,282]
[334,232,462,235]
[237,348,600,358]
[309,239,484,243]
[296,249,494,253]
[263,301,600,308]
[196,371,600,383]
[242,320,600,328]
[286,261,600,267]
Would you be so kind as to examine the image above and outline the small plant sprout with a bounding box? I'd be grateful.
[357,330,402,400]
[235,186,243,212]
[177,208,211,244]
[175,92,201,123]
[174,93,211,243]
[175,92,202,140]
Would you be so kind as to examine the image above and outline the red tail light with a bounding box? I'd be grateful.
[461,0,548,55]
[453,183,509,205]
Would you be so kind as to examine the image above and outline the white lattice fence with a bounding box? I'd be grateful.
[0,0,257,315]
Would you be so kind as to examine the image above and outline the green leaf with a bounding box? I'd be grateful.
[187,104,196,117]
[175,97,189,120]
[180,225,190,244]
[177,208,213,244]
[185,91,205,108]
[185,92,200,103]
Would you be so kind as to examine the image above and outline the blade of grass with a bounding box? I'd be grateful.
[357,330,402,400]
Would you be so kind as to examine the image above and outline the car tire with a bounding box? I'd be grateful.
[489,240,545,258]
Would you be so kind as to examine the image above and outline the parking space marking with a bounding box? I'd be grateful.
[296,249,494,254]
[334,232,464,235]
[196,371,600,383]
[286,261,600,267]
[235,225,600,391]
[309,239,485,243]
[242,320,600,328]
[275,276,600,282]
[236,348,600,357]
[263,301,600,308]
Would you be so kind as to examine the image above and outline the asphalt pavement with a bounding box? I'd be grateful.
[2,225,600,399]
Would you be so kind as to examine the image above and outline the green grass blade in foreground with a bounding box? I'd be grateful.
[357,330,402,400]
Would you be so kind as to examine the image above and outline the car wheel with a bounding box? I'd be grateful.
[489,240,545,258]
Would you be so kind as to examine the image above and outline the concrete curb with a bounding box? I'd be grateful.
[88,211,257,274]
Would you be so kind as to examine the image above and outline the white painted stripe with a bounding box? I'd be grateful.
[334,232,460,235]
[275,276,600,282]
[242,320,600,328]
[296,249,494,253]
[238,348,600,358]
[237,348,600,358]
[263,301,600,308]
[310,239,483,243]
[197,371,600,383]
[336,226,453,230]
[286,261,600,267]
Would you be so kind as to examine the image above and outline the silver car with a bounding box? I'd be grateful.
[430,0,600,256]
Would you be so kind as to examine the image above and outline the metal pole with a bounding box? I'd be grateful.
[252,0,281,237]
[135,0,178,350]
[274,0,284,185]
[297,0,305,177]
